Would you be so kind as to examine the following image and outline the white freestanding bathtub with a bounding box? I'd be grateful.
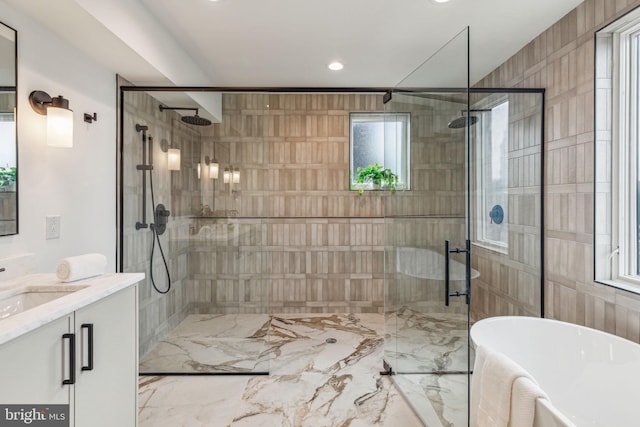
[471,316,640,427]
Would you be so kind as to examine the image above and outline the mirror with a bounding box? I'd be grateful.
[0,21,16,236]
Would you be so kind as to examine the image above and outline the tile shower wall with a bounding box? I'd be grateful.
[192,93,387,314]
[383,93,467,315]
[471,93,543,320]
[475,0,640,342]
[122,90,201,355]
[187,93,468,314]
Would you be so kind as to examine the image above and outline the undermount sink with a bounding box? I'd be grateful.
[0,285,89,320]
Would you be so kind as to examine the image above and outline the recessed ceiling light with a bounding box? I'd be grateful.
[328,62,344,71]
[433,0,450,3]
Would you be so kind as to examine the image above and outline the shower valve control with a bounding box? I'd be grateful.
[153,204,170,236]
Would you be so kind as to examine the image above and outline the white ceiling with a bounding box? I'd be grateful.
[6,0,582,87]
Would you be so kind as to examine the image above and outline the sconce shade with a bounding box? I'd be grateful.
[197,163,201,179]
[209,160,219,179]
[232,167,240,184]
[167,148,181,171]
[47,105,74,148]
[29,91,74,148]
[223,168,230,184]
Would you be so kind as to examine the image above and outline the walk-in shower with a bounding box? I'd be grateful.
[117,28,543,425]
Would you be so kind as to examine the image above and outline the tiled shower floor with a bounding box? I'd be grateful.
[138,312,468,426]
[139,314,272,373]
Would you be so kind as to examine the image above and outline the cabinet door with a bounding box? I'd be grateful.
[74,286,137,427]
[0,315,72,405]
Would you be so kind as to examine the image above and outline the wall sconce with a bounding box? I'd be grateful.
[160,139,181,171]
[223,167,230,184]
[197,163,201,179]
[29,90,73,147]
[167,149,181,171]
[205,155,219,179]
[232,167,240,184]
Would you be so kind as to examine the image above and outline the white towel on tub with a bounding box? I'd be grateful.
[56,253,107,282]
[510,376,548,427]
[471,345,490,426]
[534,399,576,427]
[473,347,536,427]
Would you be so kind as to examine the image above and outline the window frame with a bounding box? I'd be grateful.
[472,97,509,253]
[349,112,411,191]
[613,23,640,286]
[595,10,640,292]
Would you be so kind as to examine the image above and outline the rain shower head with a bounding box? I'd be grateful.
[159,104,212,126]
[447,115,478,129]
[181,114,212,126]
[447,109,490,129]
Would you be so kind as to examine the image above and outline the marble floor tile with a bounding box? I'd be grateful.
[139,313,466,427]
[385,308,469,374]
[140,314,271,373]
[138,375,250,427]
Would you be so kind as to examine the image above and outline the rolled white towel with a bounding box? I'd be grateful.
[56,253,107,282]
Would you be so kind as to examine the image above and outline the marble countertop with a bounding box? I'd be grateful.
[0,272,144,345]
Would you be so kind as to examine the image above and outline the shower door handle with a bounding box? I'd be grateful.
[444,240,471,306]
[445,240,451,306]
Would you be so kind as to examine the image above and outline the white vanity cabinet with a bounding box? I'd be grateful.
[0,282,138,427]
[0,314,73,405]
[74,286,137,427]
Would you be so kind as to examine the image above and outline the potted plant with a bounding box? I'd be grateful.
[353,163,399,195]
[0,165,16,192]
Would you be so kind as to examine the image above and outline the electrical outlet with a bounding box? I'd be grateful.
[46,215,60,240]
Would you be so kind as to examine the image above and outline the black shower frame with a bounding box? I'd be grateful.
[116,86,546,378]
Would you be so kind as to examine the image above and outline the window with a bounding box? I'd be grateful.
[595,9,640,290]
[349,113,410,190]
[474,101,509,250]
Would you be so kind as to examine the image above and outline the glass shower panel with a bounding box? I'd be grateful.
[120,89,270,374]
[384,28,470,426]
[468,90,544,321]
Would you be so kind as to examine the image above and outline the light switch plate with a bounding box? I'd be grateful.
[46,215,60,240]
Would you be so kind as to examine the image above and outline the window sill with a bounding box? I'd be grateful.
[472,241,508,255]
[595,278,640,296]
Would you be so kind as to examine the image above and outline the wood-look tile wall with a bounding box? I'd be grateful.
[192,93,388,313]
[471,92,543,321]
[475,0,640,343]
[122,90,201,356]
[187,93,466,314]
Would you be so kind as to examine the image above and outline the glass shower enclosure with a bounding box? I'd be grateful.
[119,89,271,374]
[383,28,473,426]
[382,28,544,426]
[117,27,544,425]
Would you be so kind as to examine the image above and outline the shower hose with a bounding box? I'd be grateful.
[148,166,172,294]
